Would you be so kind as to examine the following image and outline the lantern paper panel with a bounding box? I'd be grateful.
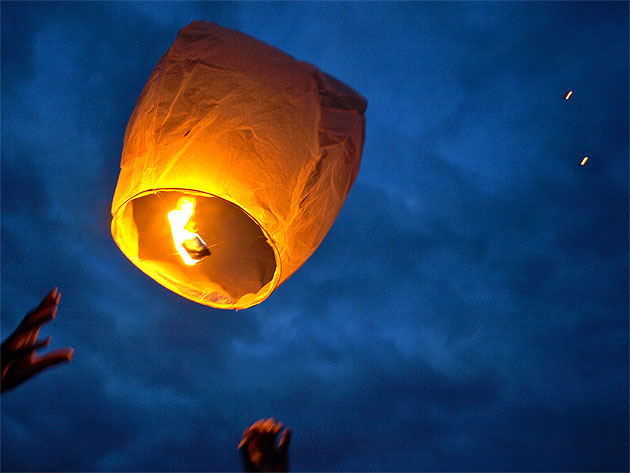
[111,21,367,309]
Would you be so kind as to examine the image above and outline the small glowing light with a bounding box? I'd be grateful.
[581,156,588,166]
[565,90,573,100]
[168,198,210,265]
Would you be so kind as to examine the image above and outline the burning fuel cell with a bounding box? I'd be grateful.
[182,235,211,261]
[168,197,210,265]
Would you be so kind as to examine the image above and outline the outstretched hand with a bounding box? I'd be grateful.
[1,288,74,393]
[239,418,291,472]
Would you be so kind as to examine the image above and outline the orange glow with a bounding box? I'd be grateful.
[168,197,208,265]
[565,90,573,100]
[110,21,366,309]
[581,156,588,166]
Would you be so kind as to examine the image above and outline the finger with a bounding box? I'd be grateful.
[239,422,260,448]
[238,429,252,449]
[273,421,283,435]
[34,336,52,350]
[27,336,52,352]
[238,432,250,450]
[35,288,58,312]
[250,419,266,432]
[7,325,42,352]
[21,299,58,330]
[263,418,276,432]
[270,421,283,436]
[34,288,54,307]
[30,347,74,375]
[25,326,43,348]
[239,427,258,449]
[278,428,292,455]
[39,287,58,308]
[9,336,52,358]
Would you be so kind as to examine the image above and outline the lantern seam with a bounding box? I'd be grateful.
[147,48,174,190]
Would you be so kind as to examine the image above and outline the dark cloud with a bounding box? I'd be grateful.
[2,2,627,472]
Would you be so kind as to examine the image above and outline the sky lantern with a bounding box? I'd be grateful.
[111,21,367,309]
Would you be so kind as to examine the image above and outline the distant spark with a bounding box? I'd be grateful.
[581,156,588,166]
[565,90,573,100]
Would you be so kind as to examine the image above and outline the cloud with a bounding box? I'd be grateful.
[1,2,627,471]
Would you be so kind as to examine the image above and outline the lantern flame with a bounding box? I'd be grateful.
[168,198,210,265]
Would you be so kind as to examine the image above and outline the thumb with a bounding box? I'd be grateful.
[29,348,74,377]
[278,427,292,455]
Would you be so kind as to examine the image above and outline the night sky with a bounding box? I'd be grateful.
[1,2,628,471]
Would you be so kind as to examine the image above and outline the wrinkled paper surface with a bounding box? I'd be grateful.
[111,21,366,309]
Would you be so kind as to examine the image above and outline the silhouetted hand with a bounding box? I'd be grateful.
[239,418,291,472]
[1,288,74,393]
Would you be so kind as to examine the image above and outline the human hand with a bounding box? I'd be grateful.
[238,418,291,472]
[1,288,74,393]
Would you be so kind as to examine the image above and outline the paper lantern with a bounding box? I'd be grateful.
[111,21,366,309]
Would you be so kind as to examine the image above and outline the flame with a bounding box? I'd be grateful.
[168,197,204,265]
[581,156,588,166]
[565,90,573,100]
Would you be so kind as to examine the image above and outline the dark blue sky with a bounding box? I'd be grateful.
[2,2,628,471]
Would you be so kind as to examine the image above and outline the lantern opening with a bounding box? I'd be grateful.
[112,190,277,307]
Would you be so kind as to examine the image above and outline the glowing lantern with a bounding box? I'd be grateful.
[111,21,367,309]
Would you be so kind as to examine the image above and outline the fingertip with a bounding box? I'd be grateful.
[278,427,292,452]
[31,348,75,374]
[252,419,265,430]
[57,347,74,363]
[239,427,253,449]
